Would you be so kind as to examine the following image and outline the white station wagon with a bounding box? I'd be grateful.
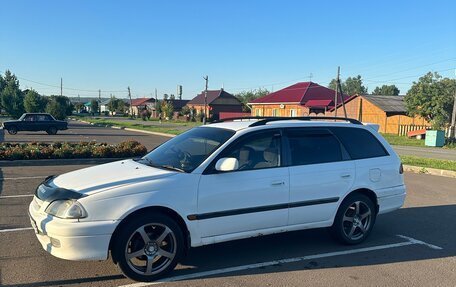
[28,117,406,282]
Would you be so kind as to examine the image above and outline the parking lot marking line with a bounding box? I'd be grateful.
[0,194,34,198]
[0,227,33,233]
[396,234,443,250]
[0,176,46,181]
[118,234,438,287]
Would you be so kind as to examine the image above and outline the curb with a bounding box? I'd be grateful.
[123,128,175,138]
[0,157,126,167]
[404,165,456,178]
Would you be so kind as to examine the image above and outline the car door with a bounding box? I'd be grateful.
[285,128,355,226]
[196,129,289,238]
[34,114,47,131]
[20,114,37,131]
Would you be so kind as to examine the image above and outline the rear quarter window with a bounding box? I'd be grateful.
[286,129,343,165]
[329,127,389,160]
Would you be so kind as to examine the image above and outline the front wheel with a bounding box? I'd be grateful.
[331,193,376,245]
[7,126,18,135]
[112,213,185,282]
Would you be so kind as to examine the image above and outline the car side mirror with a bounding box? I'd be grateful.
[215,157,239,172]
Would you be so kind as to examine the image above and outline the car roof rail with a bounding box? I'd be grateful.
[211,116,363,127]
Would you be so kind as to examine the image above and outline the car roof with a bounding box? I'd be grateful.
[203,119,364,132]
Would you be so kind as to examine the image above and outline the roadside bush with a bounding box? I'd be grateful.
[140,109,151,121]
[0,140,147,161]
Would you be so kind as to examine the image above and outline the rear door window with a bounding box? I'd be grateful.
[330,127,388,159]
[286,129,343,166]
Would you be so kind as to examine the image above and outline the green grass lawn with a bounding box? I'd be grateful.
[77,117,199,135]
[381,133,426,147]
[381,133,455,149]
[400,155,456,172]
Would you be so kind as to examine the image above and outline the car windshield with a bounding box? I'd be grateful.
[139,127,235,173]
[18,114,26,120]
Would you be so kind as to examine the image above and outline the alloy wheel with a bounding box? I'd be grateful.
[125,223,177,276]
[342,201,372,241]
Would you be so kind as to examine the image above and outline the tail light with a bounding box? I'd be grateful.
[399,163,404,174]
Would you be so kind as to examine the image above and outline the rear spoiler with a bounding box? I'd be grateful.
[363,123,380,132]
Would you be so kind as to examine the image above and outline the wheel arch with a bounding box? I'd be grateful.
[342,188,379,214]
[109,205,191,264]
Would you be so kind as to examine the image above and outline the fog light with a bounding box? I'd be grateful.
[50,237,61,248]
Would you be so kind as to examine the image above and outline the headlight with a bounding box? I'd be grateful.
[45,199,88,219]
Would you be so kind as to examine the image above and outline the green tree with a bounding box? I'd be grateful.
[116,99,126,113]
[90,99,99,114]
[0,70,25,118]
[372,85,400,96]
[107,97,119,114]
[328,75,367,95]
[45,95,73,120]
[235,88,269,112]
[74,102,85,113]
[24,89,47,112]
[405,72,456,130]
[161,100,174,119]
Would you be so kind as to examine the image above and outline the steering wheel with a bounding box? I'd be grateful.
[170,146,192,167]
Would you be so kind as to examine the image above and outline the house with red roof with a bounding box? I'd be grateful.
[248,82,348,117]
[130,97,156,117]
[187,89,243,120]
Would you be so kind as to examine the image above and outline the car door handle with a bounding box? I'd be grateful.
[340,174,351,178]
[271,181,285,186]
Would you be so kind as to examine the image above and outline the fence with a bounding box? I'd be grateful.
[398,124,456,138]
[398,125,429,136]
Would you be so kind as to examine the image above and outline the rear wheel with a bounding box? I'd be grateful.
[112,213,184,282]
[7,126,18,135]
[331,193,376,244]
[46,127,57,135]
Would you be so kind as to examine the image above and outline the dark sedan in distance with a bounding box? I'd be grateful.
[2,113,68,135]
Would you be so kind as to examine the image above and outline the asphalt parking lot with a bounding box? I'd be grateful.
[0,163,455,286]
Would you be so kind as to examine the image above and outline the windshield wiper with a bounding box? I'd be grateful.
[139,158,186,173]
[160,165,186,173]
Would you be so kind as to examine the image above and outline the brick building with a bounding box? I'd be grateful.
[187,89,243,120]
[248,82,348,117]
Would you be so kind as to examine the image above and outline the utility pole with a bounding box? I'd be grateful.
[450,88,456,138]
[203,76,208,125]
[60,78,63,97]
[334,69,339,118]
[128,86,133,118]
[155,88,158,118]
[334,66,348,119]
[98,89,101,114]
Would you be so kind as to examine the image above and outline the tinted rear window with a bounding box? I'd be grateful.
[330,127,388,159]
[287,129,343,165]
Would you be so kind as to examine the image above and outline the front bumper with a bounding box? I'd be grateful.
[28,197,118,261]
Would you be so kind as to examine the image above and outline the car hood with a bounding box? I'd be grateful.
[2,120,19,124]
[52,159,176,195]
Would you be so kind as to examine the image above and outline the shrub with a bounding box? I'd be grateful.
[0,140,147,161]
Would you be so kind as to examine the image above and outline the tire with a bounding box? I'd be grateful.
[331,193,376,245]
[112,213,185,282]
[7,126,18,135]
[46,127,57,135]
